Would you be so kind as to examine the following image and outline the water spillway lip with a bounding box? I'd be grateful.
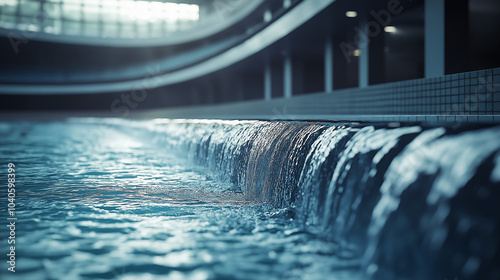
[1,118,499,279]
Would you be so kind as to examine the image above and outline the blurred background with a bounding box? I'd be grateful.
[0,0,499,121]
[1,2,500,279]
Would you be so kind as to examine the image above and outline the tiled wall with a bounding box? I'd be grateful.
[325,67,500,119]
[154,67,500,123]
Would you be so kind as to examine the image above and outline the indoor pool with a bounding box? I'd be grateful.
[0,118,499,280]
[0,119,362,280]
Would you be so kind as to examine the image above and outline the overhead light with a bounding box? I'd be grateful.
[384,26,397,33]
[264,10,272,22]
[346,11,357,18]
[353,50,360,57]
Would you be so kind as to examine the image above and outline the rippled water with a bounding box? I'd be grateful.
[1,118,500,280]
[0,120,363,280]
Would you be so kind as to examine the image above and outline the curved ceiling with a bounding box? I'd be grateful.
[0,0,337,95]
[0,0,263,47]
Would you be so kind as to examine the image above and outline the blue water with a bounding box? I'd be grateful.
[1,118,499,280]
[0,120,362,280]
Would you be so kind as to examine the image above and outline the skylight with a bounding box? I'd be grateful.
[0,0,200,38]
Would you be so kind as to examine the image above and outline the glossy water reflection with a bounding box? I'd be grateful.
[0,120,361,280]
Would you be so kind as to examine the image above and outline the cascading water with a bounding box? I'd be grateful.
[118,118,500,280]
[1,118,499,280]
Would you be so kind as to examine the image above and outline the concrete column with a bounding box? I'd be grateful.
[324,36,334,92]
[425,0,445,78]
[237,77,244,101]
[264,62,272,101]
[206,80,214,104]
[359,29,369,88]
[284,54,292,98]
[191,86,201,105]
